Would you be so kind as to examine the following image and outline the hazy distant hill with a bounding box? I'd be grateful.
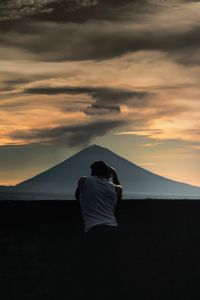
[1,144,198,200]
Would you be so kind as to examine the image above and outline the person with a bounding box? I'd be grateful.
[74,161,122,296]
[75,160,122,233]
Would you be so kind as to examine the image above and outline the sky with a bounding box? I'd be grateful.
[0,0,200,187]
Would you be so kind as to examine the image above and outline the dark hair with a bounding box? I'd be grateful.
[90,160,109,178]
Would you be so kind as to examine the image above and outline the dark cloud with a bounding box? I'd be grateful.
[172,48,200,66]
[0,0,199,66]
[0,78,30,92]
[32,0,149,23]
[0,72,53,94]
[0,18,200,64]
[0,0,145,24]
[4,79,29,85]
[1,1,197,25]
[0,0,59,22]
[24,86,152,114]
[10,119,127,147]
[85,103,120,115]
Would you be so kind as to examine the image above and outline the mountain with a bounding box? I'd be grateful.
[3,144,199,200]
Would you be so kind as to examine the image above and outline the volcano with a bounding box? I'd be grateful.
[3,144,198,200]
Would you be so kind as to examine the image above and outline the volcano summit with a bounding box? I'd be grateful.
[0,144,199,200]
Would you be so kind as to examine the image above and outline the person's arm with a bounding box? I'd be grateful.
[108,167,123,201]
[115,185,123,201]
[111,170,120,186]
[108,166,120,185]
[75,176,86,202]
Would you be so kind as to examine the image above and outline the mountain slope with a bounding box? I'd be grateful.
[13,144,200,199]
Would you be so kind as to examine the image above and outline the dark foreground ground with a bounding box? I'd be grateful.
[0,200,200,300]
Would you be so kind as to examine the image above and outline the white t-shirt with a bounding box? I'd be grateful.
[79,176,118,232]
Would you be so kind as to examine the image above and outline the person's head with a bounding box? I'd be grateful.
[90,160,109,179]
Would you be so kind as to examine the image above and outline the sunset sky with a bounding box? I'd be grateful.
[0,0,200,187]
